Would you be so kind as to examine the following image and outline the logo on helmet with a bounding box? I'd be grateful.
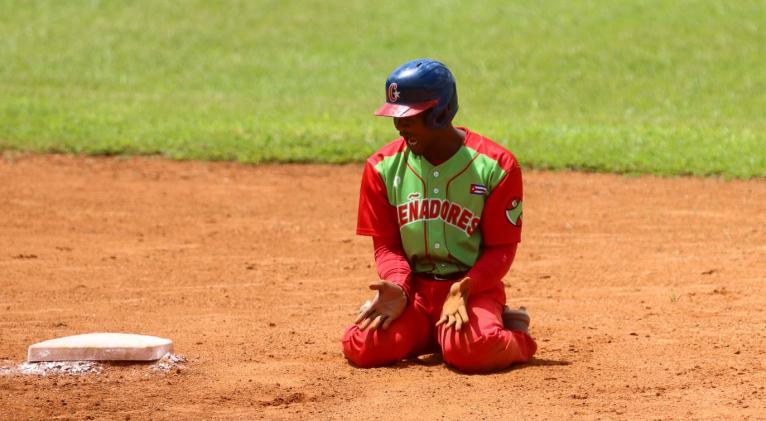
[387,83,400,102]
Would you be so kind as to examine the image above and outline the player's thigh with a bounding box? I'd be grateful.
[438,292,504,344]
[342,301,431,367]
[438,292,536,372]
[436,293,503,364]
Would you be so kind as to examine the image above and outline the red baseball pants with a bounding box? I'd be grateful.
[342,275,537,373]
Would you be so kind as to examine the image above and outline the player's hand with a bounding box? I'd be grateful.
[354,280,407,331]
[436,277,472,331]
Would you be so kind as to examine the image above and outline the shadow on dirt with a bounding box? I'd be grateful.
[394,354,571,374]
[434,357,571,375]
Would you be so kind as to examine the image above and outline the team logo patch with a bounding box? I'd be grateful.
[470,184,488,195]
[387,82,400,102]
[505,199,523,226]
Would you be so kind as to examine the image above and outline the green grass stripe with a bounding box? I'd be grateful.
[1,0,764,178]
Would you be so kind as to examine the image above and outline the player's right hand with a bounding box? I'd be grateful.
[354,280,407,331]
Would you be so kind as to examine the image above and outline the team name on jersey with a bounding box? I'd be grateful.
[397,196,480,237]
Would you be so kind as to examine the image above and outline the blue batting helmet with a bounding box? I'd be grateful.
[374,58,458,128]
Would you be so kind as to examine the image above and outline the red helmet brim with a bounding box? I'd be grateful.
[373,100,438,118]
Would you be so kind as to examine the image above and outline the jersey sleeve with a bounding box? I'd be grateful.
[356,161,400,238]
[373,236,413,300]
[466,243,517,297]
[480,163,523,245]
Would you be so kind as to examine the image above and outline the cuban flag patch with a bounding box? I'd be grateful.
[470,184,488,195]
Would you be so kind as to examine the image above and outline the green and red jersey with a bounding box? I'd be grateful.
[357,128,523,278]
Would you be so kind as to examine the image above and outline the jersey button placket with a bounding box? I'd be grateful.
[431,169,443,196]
[429,168,447,267]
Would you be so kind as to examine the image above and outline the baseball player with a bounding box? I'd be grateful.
[342,59,537,373]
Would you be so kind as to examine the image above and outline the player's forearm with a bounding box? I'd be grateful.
[373,236,413,300]
[465,243,518,297]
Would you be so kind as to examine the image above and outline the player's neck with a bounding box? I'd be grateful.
[423,126,466,165]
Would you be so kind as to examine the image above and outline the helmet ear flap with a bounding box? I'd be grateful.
[429,105,450,129]
[427,84,458,129]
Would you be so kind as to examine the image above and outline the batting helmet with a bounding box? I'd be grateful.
[374,58,458,128]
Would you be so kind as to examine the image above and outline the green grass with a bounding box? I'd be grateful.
[1,0,764,177]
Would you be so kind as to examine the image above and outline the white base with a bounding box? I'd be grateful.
[27,333,173,362]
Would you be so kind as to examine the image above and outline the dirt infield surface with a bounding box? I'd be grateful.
[1,154,765,420]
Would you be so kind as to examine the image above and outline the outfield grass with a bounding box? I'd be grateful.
[1,0,764,177]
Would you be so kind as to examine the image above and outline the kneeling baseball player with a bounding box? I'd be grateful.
[342,59,537,373]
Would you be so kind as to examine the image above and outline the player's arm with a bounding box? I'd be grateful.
[437,244,518,331]
[354,161,409,330]
[466,163,523,296]
[463,243,517,297]
[356,160,411,289]
[438,163,523,330]
[373,235,412,302]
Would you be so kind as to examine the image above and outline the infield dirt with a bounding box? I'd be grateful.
[1,154,765,420]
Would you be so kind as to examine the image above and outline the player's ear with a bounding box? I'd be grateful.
[431,106,449,127]
[419,108,432,126]
[437,107,449,124]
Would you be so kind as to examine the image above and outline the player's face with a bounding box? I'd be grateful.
[393,111,434,155]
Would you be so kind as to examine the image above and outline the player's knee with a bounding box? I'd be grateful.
[342,342,381,368]
[443,334,504,373]
[443,329,524,373]
[513,330,538,361]
[341,325,409,368]
[341,325,373,367]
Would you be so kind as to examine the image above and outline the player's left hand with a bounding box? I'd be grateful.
[354,280,407,331]
[436,277,472,331]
